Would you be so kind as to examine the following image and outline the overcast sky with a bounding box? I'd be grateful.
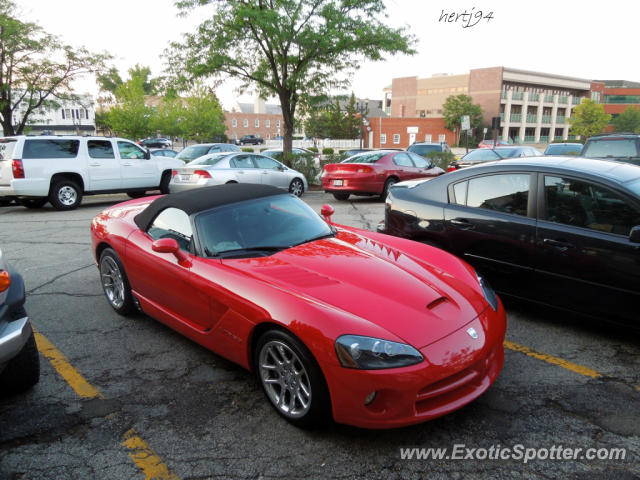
[18,0,640,109]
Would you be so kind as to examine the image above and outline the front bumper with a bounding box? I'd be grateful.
[323,303,506,429]
[0,316,32,366]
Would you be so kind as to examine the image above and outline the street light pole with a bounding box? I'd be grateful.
[359,98,368,149]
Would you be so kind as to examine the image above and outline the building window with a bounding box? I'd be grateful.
[243,119,248,127]
[65,109,71,119]
[255,118,259,128]
[276,119,280,128]
[425,134,432,142]
[232,118,237,127]
[85,109,89,119]
[393,134,400,144]
[266,119,270,128]
[380,134,387,144]
[61,109,65,119]
[438,134,446,143]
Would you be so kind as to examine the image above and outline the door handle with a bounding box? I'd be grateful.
[261,171,269,174]
[543,238,574,252]
[89,163,100,167]
[122,162,132,166]
[450,218,473,229]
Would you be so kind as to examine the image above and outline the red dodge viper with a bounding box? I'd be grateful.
[91,184,505,429]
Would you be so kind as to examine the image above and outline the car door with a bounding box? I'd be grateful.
[443,172,537,297]
[86,139,121,191]
[125,207,213,332]
[391,152,418,181]
[533,174,640,321]
[253,154,289,189]
[229,154,262,184]
[117,140,157,189]
[407,152,442,177]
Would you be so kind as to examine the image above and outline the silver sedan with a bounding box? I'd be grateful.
[169,152,308,196]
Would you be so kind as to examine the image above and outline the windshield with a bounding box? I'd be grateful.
[544,144,582,155]
[346,152,387,164]
[187,153,230,166]
[196,194,333,258]
[582,139,639,159]
[461,149,501,162]
[407,144,442,156]
[176,145,212,162]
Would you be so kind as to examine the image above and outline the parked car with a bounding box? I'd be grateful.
[338,148,373,161]
[91,183,506,428]
[0,136,183,210]
[239,135,264,145]
[140,137,172,149]
[0,249,40,395]
[170,152,307,197]
[407,142,451,158]
[261,148,319,162]
[175,143,240,163]
[321,150,444,201]
[150,148,179,158]
[477,139,510,148]
[543,143,583,156]
[379,157,640,324]
[448,146,542,171]
[581,133,640,166]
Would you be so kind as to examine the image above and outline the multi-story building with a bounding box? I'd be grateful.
[386,67,614,144]
[599,80,640,130]
[5,94,96,135]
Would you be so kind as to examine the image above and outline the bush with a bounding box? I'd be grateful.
[427,150,456,170]
[290,153,319,185]
[259,147,270,152]
[322,147,334,155]
[308,147,319,153]
[241,147,254,152]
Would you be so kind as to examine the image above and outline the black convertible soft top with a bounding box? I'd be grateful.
[133,183,285,230]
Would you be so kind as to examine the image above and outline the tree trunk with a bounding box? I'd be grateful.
[0,110,15,136]
[280,91,295,167]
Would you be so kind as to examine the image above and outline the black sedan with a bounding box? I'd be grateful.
[379,157,640,324]
[448,146,542,171]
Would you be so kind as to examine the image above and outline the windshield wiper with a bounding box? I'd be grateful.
[208,246,289,258]
[290,230,336,248]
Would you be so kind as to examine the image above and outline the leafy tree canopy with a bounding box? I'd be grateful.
[612,106,640,133]
[0,0,110,135]
[442,94,483,144]
[569,99,611,139]
[97,63,161,99]
[303,93,361,139]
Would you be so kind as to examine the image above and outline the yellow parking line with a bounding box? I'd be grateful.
[122,429,180,480]
[33,330,104,399]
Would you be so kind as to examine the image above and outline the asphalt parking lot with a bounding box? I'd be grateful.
[1,192,639,479]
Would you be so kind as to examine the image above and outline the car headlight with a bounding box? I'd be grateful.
[335,335,423,369]
[476,271,498,312]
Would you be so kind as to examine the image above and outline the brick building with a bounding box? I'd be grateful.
[599,80,640,131]
[367,117,454,149]
[225,99,287,142]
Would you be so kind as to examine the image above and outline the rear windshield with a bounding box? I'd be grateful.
[544,144,582,155]
[461,149,501,162]
[582,139,639,158]
[187,154,230,166]
[176,145,213,162]
[0,139,17,161]
[347,152,387,164]
[407,144,442,156]
[23,139,79,159]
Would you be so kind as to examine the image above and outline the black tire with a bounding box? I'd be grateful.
[159,172,171,194]
[18,198,48,209]
[49,179,82,210]
[332,192,350,201]
[0,197,15,206]
[381,177,398,200]
[99,248,136,316]
[0,330,40,396]
[127,192,147,199]
[289,178,304,197]
[255,329,331,429]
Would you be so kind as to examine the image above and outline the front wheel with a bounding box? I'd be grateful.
[49,179,82,210]
[332,192,350,201]
[0,330,40,395]
[99,248,136,316]
[255,329,330,428]
[289,178,304,197]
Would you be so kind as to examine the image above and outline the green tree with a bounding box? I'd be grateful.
[97,64,161,99]
[442,95,483,145]
[303,93,361,139]
[343,93,362,140]
[104,77,153,139]
[180,85,226,143]
[168,0,414,161]
[149,97,186,141]
[0,0,109,135]
[612,106,640,133]
[569,99,611,139]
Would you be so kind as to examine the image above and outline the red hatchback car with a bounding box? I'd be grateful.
[321,150,444,201]
[91,184,505,429]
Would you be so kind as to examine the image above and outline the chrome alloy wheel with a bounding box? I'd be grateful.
[57,186,77,206]
[289,179,304,197]
[258,340,312,418]
[100,255,125,309]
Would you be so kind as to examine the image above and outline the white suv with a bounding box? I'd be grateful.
[0,135,183,210]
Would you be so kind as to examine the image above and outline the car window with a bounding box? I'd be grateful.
[208,145,222,153]
[408,152,430,167]
[254,156,281,170]
[407,144,441,156]
[393,153,413,167]
[461,149,501,161]
[582,139,638,158]
[88,140,115,159]
[176,145,213,162]
[188,154,229,166]
[117,141,146,159]
[544,144,582,155]
[230,155,256,169]
[466,174,530,216]
[493,148,523,159]
[23,139,79,159]
[348,152,387,164]
[453,181,467,205]
[544,176,640,236]
[147,208,193,251]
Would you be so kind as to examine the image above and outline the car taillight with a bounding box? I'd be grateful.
[12,159,24,178]
[0,270,10,293]
[194,170,211,178]
[171,170,178,177]
[356,166,373,173]
[447,165,457,172]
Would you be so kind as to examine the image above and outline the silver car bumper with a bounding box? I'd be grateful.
[0,316,32,365]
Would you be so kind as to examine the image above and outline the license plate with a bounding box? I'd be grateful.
[180,174,192,181]
[333,179,343,186]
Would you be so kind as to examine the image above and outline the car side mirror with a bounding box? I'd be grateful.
[151,238,191,266]
[144,149,151,160]
[630,226,640,243]
[321,204,335,223]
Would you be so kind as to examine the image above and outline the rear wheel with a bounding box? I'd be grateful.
[49,179,82,210]
[381,177,398,200]
[159,172,171,194]
[0,330,40,395]
[289,178,304,197]
[18,198,48,209]
[99,248,135,316]
[255,329,330,428]
[332,192,350,201]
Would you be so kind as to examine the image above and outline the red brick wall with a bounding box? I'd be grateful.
[224,111,285,141]
[469,67,503,125]
[369,117,455,149]
[391,77,418,117]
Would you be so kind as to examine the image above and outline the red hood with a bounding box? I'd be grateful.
[224,230,488,348]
